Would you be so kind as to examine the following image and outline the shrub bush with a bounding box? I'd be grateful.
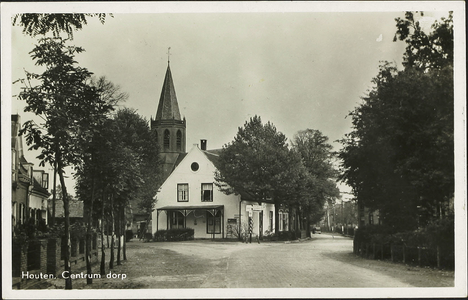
[154,228,194,242]
[144,232,153,242]
[274,231,298,241]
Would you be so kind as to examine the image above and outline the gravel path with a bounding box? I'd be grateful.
[36,233,454,290]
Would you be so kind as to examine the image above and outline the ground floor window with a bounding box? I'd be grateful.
[170,211,185,229]
[279,210,289,232]
[207,210,221,234]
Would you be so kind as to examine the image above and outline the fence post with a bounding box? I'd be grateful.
[402,245,406,263]
[391,244,394,262]
[418,247,422,266]
[437,245,441,269]
[372,243,376,259]
[381,244,384,260]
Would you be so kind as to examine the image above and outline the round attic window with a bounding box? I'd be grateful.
[191,162,199,172]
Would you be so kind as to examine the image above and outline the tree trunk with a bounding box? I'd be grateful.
[85,169,95,285]
[122,206,127,260]
[109,193,115,270]
[51,157,57,226]
[117,205,121,266]
[100,190,106,276]
[57,158,72,290]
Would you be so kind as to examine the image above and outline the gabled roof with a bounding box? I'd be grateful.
[202,149,221,169]
[155,65,182,121]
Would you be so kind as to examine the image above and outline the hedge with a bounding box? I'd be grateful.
[353,216,454,269]
[154,228,194,242]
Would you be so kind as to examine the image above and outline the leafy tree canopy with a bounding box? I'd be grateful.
[12,13,111,39]
[215,115,298,203]
[339,12,453,230]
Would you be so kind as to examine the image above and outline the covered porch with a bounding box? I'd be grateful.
[156,205,225,239]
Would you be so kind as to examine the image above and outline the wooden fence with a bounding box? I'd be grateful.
[354,241,453,269]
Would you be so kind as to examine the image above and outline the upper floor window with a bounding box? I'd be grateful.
[164,129,170,150]
[176,130,182,151]
[201,183,213,202]
[42,173,49,189]
[177,183,189,202]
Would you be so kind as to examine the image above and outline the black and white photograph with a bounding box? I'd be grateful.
[2,1,466,299]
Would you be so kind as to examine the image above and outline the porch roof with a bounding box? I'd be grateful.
[157,205,223,211]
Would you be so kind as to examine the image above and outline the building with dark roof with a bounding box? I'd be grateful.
[149,60,277,239]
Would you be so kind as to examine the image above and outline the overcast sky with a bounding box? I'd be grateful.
[4,3,457,197]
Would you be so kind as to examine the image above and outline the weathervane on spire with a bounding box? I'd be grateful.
[167,47,171,64]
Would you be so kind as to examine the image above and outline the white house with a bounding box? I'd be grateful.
[152,143,275,239]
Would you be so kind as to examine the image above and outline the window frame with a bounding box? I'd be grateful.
[177,183,189,202]
[201,183,213,202]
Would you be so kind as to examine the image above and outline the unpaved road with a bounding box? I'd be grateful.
[45,233,453,290]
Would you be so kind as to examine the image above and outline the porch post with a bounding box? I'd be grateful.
[212,209,215,240]
[156,210,159,232]
[222,208,224,239]
[184,210,186,229]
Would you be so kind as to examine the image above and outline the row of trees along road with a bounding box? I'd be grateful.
[338,12,454,231]
[14,13,162,289]
[215,116,340,235]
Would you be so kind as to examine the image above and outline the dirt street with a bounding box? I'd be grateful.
[43,233,454,290]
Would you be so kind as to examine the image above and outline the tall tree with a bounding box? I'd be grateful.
[291,129,340,233]
[75,108,161,269]
[17,37,110,289]
[338,12,453,231]
[215,116,299,234]
[74,76,125,284]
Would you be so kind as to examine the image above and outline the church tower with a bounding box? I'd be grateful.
[151,58,186,180]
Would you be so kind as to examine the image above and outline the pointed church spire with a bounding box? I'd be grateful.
[155,60,181,121]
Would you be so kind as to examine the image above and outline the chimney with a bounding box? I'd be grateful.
[200,139,207,151]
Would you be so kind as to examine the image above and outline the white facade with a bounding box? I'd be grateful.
[152,145,275,239]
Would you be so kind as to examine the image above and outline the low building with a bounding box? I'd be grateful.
[152,142,275,239]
